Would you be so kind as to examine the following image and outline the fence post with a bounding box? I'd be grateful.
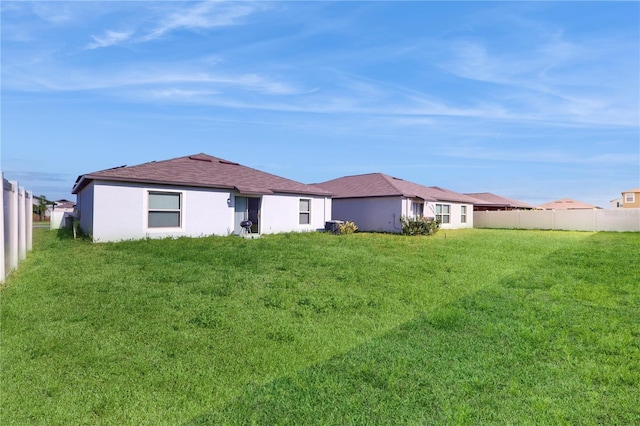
[26,190,33,251]
[18,186,27,261]
[7,181,19,274]
[0,175,5,282]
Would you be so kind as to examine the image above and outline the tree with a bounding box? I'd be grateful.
[33,195,52,220]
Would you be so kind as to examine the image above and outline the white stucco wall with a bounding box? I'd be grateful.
[332,197,404,233]
[76,182,94,236]
[260,194,331,234]
[88,182,233,242]
[332,197,473,233]
[425,202,474,229]
[77,181,331,242]
[50,208,75,230]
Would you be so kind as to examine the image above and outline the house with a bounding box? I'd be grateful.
[621,188,640,208]
[610,198,624,209]
[538,198,600,210]
[72,153,332,242]
[464,192,535,211]
[313,173,475,232]
[50,200,76,230]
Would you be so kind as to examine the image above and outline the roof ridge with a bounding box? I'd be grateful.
[72,153,332,196]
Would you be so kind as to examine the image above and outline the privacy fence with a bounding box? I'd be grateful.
[474,209,640,232]
[1,172,33,283]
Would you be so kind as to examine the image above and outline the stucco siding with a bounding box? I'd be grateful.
[91,182,236,242]
[93,182,145,242]
[77,182,94,237]
[182,188,234,237]
[78,181,329,242]
[332,198,473,232]
[260,194,330,234]
[332,197,403,233]
[622,192,640,208]
[427,202,474,229]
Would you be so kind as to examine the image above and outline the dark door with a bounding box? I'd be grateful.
[248,198,260,233]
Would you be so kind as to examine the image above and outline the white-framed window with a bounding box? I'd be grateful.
[148,191,182,228]
[411,201,424,218]
[625,193,635,203]
[461,205,467,223]
[299,199,311,224]
[436,203,450,224]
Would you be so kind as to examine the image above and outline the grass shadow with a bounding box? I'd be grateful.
[186,232,639,425]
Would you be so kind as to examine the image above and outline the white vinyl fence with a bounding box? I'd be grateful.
[474,209,640,232]
[1,172,33,283]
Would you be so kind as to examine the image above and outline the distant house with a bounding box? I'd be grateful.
[621,188,640,208]
[313,173,475,232]
[610,198,623,209]
[538,198,600,210]
[464,192,535,211]
[50,200,76,230]
[72,153,332,242]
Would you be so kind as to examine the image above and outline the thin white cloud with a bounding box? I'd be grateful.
[86,30,134,50]
[81,2,265,49]
[140,1,263,42]
[439,144,638,167]
[3,59,310,98]
[29,3,77,24]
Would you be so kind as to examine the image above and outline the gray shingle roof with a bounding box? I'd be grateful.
[72,153,331,196]
[464,192,535,209]
[313,173,476,203]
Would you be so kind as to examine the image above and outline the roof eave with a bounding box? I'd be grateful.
[74,174,239,193]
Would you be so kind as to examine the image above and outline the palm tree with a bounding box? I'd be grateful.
[33,195,52,221]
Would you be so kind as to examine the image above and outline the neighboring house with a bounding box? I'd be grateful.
[464,192,535,211]
[621,188,640,208]
[72,153,332,242]
[50,200,76,230]
[610,197,623,209]
[313,173,475,232]
[538,198,600,210]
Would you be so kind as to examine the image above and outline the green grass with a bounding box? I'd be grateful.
[1,229,638,425]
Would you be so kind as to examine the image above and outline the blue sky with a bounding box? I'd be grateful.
[2,1,638,207]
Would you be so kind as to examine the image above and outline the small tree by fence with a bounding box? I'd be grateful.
[1,172,33,283]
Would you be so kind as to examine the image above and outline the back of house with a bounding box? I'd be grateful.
[72,153,332,242]
[313,173,475,232]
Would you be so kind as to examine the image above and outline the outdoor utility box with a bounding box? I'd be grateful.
[324,220,344,234]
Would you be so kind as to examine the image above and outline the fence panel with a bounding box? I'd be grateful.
[1,172,34,283]
[474,209,640,232]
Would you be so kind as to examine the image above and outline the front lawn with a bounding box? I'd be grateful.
[1,229,638,424]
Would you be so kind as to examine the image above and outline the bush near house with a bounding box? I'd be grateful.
[1,228,638,424]
[400,215,440,235]
[338,220,358,234]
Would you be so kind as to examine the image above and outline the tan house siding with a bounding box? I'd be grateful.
[622,188,640,208]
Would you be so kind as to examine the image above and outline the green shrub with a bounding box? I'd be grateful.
[338,221,358,234]
[399,216,439,236]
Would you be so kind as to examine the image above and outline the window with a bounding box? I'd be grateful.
[436,203,450,224]
[411,201,424,218]
[299,199,311,224]
[148,191,181,228]
[461,205,467,223]
[625,193,635,203]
